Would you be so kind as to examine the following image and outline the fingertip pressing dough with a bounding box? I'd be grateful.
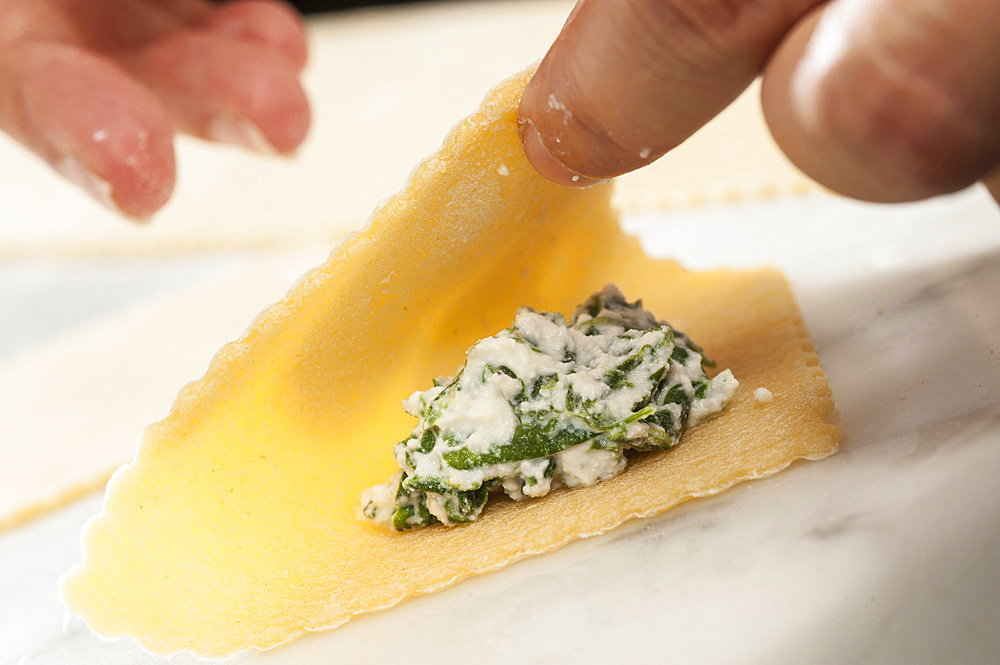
[61,68,839,657]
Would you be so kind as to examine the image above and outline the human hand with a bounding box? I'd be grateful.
[0,0,310,219]
[518,0,1000,204]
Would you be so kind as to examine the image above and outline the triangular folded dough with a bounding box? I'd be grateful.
[62,68,838,657]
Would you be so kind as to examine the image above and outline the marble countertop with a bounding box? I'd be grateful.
[1,2,999,663]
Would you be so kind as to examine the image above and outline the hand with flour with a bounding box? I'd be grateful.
[519,0,1000,204]
[0,0,309,218]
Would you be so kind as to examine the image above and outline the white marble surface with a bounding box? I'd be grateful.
[1,2,999,661]
[2,187,999,664]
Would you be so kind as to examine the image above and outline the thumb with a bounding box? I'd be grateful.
[518,0,821,186]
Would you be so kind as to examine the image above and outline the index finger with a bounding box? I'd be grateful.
[518,0,822,186]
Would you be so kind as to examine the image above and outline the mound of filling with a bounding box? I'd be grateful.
[362,285,738,530]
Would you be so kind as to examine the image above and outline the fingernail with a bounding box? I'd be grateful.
[207,114,276,153]
[55,153,144,220]
[518,117,608,188]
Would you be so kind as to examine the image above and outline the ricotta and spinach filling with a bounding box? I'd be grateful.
[361,285,738,531]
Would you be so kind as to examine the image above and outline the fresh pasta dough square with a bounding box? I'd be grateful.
[61,68,838,657]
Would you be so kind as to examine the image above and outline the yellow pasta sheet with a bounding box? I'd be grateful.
[62,69,838,657]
